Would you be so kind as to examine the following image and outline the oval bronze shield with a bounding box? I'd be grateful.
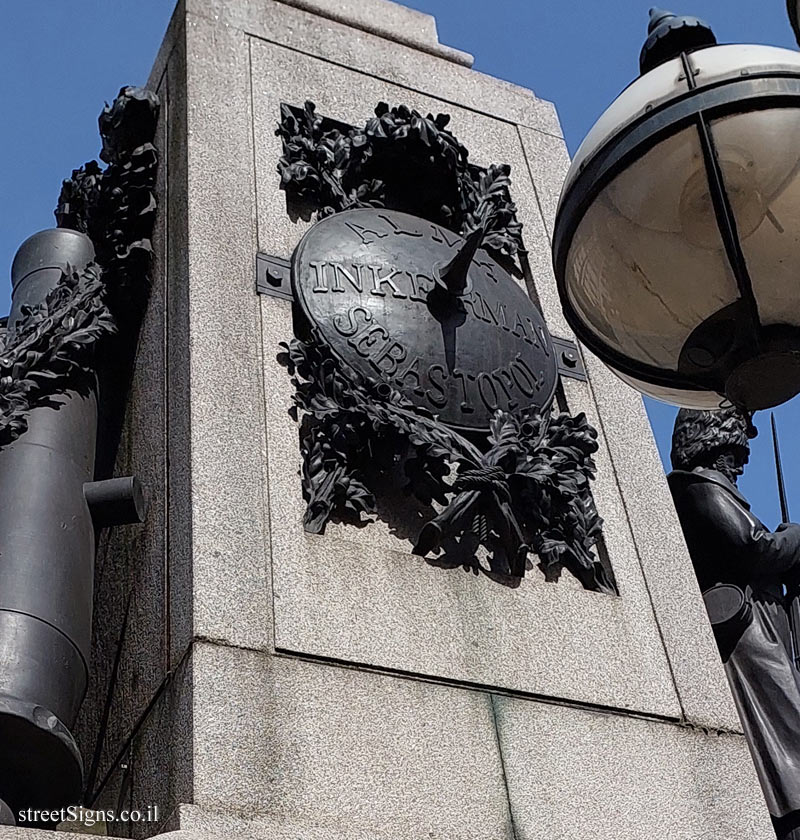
[291,208,557,430]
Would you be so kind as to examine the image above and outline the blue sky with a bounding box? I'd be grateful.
[1,0,798,525]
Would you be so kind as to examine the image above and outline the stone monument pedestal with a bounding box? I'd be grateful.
[0,0,776,838]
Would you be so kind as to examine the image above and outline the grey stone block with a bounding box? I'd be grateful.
[574,354,742,731]
[518,125,571,243]
[267,0,473,66]
[73,655,192,837]
[181,16,273,651]
[165,22,193,670]
[160,0,741,729]
[156,824,432,840]
[173,805,479,840]
[128,654,193,839]
[493,695,773,839]
[130,6,759,837]
[147,0,186,92]
[0,829,94,840]
[191,642,513,840]
[185,1,560,135]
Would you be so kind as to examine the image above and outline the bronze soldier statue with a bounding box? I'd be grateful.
[668,408,800,840]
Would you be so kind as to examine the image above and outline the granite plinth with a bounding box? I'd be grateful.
[64,0,771,835]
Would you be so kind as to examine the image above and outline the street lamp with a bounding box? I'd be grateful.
[553,8,800,411]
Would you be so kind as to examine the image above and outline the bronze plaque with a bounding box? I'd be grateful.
[291,208,557,430]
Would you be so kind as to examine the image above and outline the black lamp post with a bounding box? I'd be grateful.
[554,8,800,412]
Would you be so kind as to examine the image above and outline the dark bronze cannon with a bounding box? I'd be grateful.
[0,229,144,821]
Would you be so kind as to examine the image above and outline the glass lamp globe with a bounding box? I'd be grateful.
[553,9,800,411]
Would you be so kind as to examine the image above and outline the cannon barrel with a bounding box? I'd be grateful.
[0,229,98,817]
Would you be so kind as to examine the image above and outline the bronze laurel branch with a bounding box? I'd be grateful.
[279,333,616,594]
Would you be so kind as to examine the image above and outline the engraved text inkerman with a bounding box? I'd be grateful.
[291,208,557,430]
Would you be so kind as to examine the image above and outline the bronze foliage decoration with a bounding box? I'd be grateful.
[276,99,613,592]
[56,86,160,316]
[0,86,159,453]
[279,332,616,594]
[0,263,115,447]
[276,100,524,263]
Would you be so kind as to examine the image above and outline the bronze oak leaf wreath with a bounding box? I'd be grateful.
[0,263,115,447]
[276,100,524,265]
[279,333,617,595]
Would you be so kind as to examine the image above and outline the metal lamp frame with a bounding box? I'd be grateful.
[553,52,800,398]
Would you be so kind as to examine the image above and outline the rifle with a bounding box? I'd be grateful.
[772,413,800,670]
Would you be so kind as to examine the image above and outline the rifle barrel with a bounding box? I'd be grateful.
[772,412,791,525]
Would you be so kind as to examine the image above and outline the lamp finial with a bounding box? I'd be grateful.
[640,8,716,75]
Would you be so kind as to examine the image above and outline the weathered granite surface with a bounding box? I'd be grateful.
[186,0,559,133]
[184,643,770,840]
[266,0,474,66]
[247,31,735,725]
[191,642,513,839]
[72,63,172,820]
[182,15,274,653]
[495,695,774,839]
